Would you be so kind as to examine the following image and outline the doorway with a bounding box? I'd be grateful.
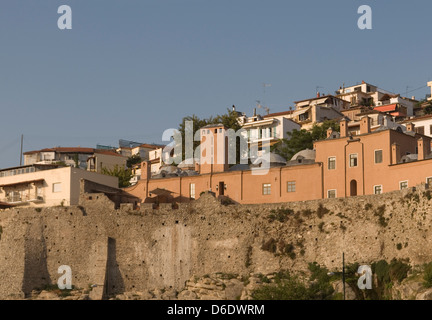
[350,180,357,196]
[219,182,225,196]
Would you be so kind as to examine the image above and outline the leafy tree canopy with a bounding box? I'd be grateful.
[177,108,242,165]
[127,154,142,168]
[101,164,133,188]
[271,120,340,161]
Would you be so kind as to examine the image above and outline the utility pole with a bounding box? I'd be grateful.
[20,134,23,166]
[342,252,346,300]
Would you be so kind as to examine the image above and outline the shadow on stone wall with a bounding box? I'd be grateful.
[22,221,51,297]
[103,237,125,299]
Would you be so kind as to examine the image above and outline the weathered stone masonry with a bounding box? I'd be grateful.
[1,185,432,299]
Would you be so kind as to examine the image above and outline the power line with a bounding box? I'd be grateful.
[405,85,428,95]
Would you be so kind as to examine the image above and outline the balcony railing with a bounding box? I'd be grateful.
[0,195,43,204]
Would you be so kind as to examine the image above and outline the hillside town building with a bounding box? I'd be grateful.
[0,165,119,207]
[124,116,432,205]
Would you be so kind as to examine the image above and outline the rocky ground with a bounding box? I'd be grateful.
[22,270,432,300]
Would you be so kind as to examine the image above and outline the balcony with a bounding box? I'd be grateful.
[0,195,44,206]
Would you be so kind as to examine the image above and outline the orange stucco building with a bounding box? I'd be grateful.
[124,119,432,205]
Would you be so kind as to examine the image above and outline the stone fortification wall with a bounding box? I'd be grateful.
[0,185,432,299]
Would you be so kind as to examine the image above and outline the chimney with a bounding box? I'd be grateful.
[360,116,371,135]
[417,137,431,161]
[339,118,348,138]
[362,80,365,84]
[412,96,415,100]
[253,108,256,116]
[194,159,200,173]
[317,92,320,98]
[326,127,333,138]
[141,161,151,181]
[391,143,400,165]
[406,122,415,132]
[232,105,236,111]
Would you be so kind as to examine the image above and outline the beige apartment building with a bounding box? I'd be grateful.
[292,94,348,130]
[0,166,118,207]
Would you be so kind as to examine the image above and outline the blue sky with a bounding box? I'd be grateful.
[0,0,431,168]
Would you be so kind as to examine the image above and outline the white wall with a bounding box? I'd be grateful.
[0,167,118,207]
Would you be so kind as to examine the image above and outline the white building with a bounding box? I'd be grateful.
[400,114,432,137]
[292,94,348,130]
[428,81,432,101]
[335,80,417,117]
[239,110,301,152]
[24,147,126,173]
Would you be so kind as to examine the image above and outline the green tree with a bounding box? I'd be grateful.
[251,273,311,300]
[423,262,432,288]
[424,103,432,115]
[73,154,79,168]
[271,120,340,161]
[126,154,142,168]
[101,165,133,188]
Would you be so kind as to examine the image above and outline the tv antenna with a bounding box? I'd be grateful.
[256,100,270,115]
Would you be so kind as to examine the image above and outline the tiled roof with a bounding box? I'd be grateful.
[24,147,94,155]
[374,104,397,112]
[138,144,165,149]
[262,110,293,118]
[24,147,124,157]
[399,114,432,124]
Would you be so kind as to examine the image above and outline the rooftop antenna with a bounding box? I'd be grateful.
[263,83,271,96]
[256,100,270,115]
[405,86,411,98]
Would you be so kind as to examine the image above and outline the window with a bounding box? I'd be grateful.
[349,154,358,167]
[416,126,425,135]
[262,183,271,195]
[299,113,309,122]
[427,177,432,187]
[189,183,195,199]
[287,181,296,193]
[374,185,382,195]
[327,190,336,198]
[52,183,62,193]
[328,157,336,170]
[375,150,383,164]
[399,181,408,190]
[429,125,432,135]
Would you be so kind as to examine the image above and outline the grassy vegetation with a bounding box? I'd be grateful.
[316,204,330,219]
[268,208,294,223]
[423,262,432,288]
[374,205,388,227]
[251,264,334,300]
